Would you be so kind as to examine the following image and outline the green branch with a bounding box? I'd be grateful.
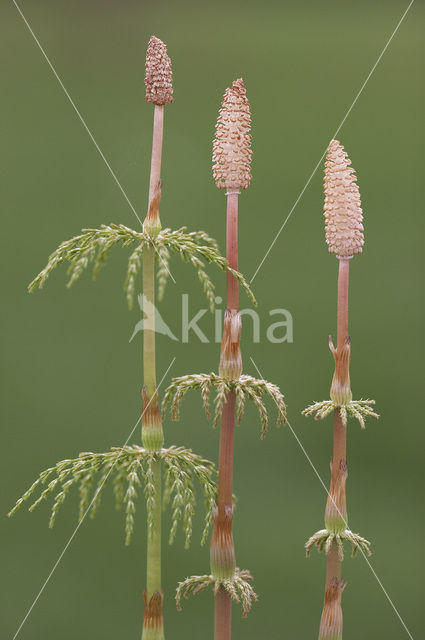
[28,224,256,311]
[163,373,286,438]
[8,446,217,548]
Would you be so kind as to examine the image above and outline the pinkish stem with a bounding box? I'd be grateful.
[212,190,240,640]
[148,105,164,206]
[336,259,349,351]
[226,192,239,311]
[142,102,165,640]
[320,258,350,639]
[214,587,232,640]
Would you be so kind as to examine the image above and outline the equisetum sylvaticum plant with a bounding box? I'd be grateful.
[302,139,379,639]
[8,37,255,640]
[163,79,287,640]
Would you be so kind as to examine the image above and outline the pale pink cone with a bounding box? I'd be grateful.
[145,36,173,106]
[324,140,364,258]
[212,78,252,190]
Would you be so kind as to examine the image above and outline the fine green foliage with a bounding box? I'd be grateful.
[28,224,256,311]
[176,568,257,618]
[302,399,379,429]
[305,528,371,560]
[162,373,286,439]
[8,445,217,548]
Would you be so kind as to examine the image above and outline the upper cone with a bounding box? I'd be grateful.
[212,78,252,191]
[145,36,173,106]
[324,139,364,258]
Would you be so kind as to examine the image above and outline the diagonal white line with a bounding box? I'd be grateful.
[11,356,176,640]
[12,0,176,285]
[250,0,415,284]
[249,356,414,640]
[12,0,142,225]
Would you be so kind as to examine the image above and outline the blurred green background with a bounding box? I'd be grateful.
[1,0,424,638]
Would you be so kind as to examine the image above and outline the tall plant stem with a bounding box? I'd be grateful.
[212,191,239,640]
[143,246,158,400]
[226,192,239,311]
[215,587,233,640]
[320,258,350,640]
[148,106,164,208]
[142,103,165,640]
[146,460,162,594]
[336,258,349,352]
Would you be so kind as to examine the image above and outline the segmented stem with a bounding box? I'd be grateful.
[213,191,239,640]
[142,103,165,640]
[320,258,350,640]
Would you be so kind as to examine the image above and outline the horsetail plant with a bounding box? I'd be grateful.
[9,37,255,640]
[302,139,379,639]
[164,79,286,640]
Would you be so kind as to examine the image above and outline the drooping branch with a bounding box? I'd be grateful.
[8,445,217,547]
[28,224,255,311]
[162,372,286,438]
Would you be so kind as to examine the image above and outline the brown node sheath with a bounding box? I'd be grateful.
[318,577,346,640]
[144,179,162,233]
[210,505,236,579]
[329,335,352,406]
[141,386,163,452]
[219,309,242,380]
[141,387,161,429]
[145,36,173,106]
[325,447,348,532]
[143,590,164,632]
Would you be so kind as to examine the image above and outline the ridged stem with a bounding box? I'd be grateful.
[146,460,162,594]
[336,259,349,352]
[320,258,350,640]
[148,106,164,208]
[143,247,158,400]
[226,193,239,311]
[212,191,239,640]
[214,586,232,640]
[141,104,165,640]
[319,545,344,640]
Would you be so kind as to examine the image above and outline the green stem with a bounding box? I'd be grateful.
[142,255,163,593]
[146,460,162,595]
[143,247,158,400]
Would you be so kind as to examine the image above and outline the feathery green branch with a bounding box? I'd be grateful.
[302,399,379,429]
[163,373,286,438]
[9,445,217,548]
[28,224,256,311]
[176,568,257,618]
